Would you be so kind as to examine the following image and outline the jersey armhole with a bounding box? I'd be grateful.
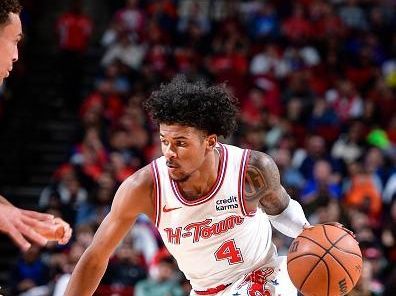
[150,160,161,227]
[238,149,256,217]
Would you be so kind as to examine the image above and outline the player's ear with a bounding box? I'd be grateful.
[207,134,217,149]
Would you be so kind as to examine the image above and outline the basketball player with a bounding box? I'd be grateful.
[65,76,314,295]
[0,0,71,250]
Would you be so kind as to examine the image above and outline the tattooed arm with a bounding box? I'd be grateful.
[245,150,289,214]
[245,150,309,238]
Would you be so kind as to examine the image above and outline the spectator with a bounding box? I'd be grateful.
[250,44,289,79]
[273,148,305,192]
[344,161,382,220]
[325,80,364,123]
[11,245,50,295]
[56,0,93,109]
[135,250,184,296]
[101,239,147,289]
[331,120,366,165]
[282,4,312,43]
[101,31,146,70]
[39,165,88,225]
[70,128,108,183]
[75,172,116,226]
[177,1,210,35]
[114,0,145,35]
[301,159,342,205]
[339,0,367,30]
[52,243,85,296]
[297,135,341,181]
[248,2,279,40]
[308,97,340,142]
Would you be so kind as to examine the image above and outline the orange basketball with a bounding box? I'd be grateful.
[287,224,362,296]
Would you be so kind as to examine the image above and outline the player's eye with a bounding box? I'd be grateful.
[160,139,169,145]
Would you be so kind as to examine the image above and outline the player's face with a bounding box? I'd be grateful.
[159,124,214,182]
[0,13,22,86]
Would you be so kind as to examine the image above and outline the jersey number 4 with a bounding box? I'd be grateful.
[214,239,243,265]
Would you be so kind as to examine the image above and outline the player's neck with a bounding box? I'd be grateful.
[177,149,220,200]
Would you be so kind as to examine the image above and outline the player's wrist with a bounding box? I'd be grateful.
[268,199,309,238]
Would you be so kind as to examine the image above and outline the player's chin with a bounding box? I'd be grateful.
[169,171,189,182]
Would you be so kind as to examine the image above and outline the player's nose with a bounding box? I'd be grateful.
[164,144,177,159]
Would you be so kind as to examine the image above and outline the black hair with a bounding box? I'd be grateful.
[144,75,238,138]
[0,0,22,27]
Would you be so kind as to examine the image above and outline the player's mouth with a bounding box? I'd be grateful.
[166,161,179,169]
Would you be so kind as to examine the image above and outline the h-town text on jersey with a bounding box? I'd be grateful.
[163,215,245,244]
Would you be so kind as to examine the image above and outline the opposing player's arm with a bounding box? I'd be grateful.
[245,150,309,238]
[65,165,155,296]
[0,195,12,205]
[245,150,289,215]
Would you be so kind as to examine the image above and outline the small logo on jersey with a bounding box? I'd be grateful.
[216,195,239,211]
[163,205,182,213]
[270,279,279,286]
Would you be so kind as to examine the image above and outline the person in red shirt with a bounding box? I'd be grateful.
[56,0,93,110]
[282,4,312,43]
[56,0,92,53]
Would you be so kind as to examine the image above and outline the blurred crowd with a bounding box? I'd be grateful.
[8,0,396,295]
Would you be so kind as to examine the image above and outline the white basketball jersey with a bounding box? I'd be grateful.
[150,143,275,291]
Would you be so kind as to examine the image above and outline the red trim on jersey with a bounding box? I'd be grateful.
[150,160,162,227]
[238,149,256,217]
[194,283,231,295]
[170,143,228,206]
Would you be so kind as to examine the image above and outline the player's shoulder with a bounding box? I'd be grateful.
[247,149,278,173]
[111,164,155,220]
[122,163,154,191]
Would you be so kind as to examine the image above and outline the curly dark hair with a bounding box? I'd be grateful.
[144,76,238,138]
[0,0,22,27]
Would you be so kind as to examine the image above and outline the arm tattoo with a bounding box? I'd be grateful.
[244,150,290,215]
[245,165,267,200]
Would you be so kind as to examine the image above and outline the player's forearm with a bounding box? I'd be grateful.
[64,248,109,296]
[268,198,309,238]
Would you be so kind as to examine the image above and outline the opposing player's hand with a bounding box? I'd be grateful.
[34,217,72,245]
[0,204,53,251]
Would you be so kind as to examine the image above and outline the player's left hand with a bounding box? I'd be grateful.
[303,222,355,238]
[323,222,355,238]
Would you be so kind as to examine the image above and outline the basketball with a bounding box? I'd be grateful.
[287,224,362,296]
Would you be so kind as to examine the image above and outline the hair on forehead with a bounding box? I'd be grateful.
[0,0,22,27]
[144,75,238,138]
[159,124,208,140]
